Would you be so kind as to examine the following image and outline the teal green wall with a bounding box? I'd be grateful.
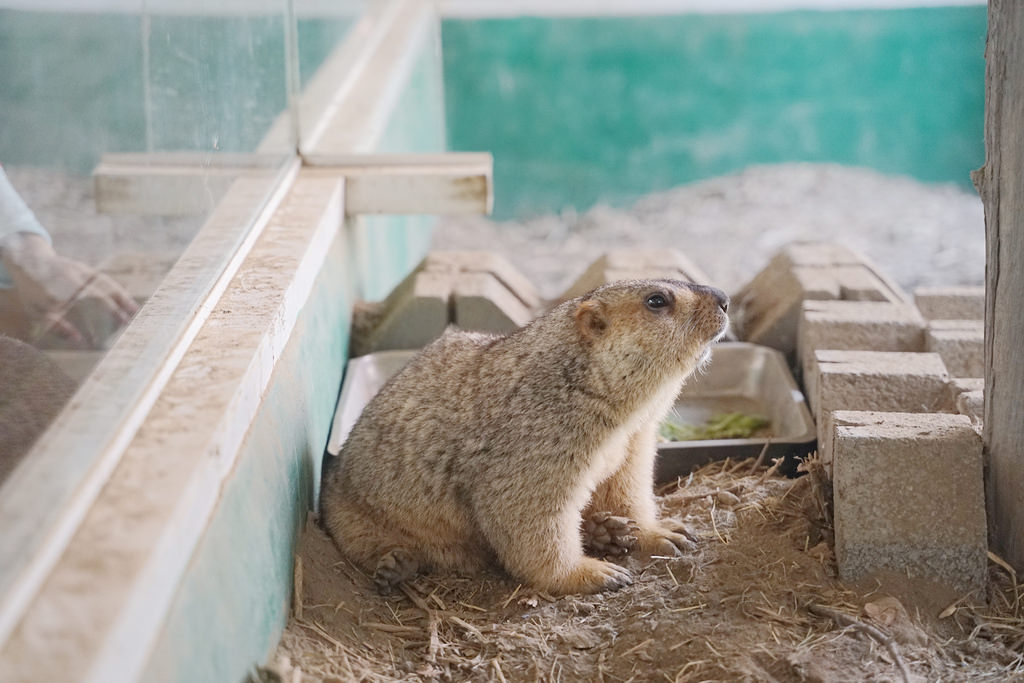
[442,7,987,219]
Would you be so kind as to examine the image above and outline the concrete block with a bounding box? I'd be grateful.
[807,350,951,425]
[424,251,541,311]
[956,390,984,431]
[811,350,951,476]
[782,242,864,267]
[453,272,534,333]
[781,243,910,304]
[832,411,987,593]
[350,251,542,355]
[914,286,985,321]
[832,265,895,302]
[925,320,984,378]
[559,248,714,302]
[948,376,984,397]
[733,243,908,359]
[733,265,836,356]
[819,410,865,480]
[797,300,927,382]
[351,270,452,355]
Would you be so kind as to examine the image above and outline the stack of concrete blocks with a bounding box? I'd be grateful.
[737,242,987,594]
[558,248,715,302]
[352,248,718,355]
[732,242,911,365]
[349,251,541,355]
[915,286,986,428]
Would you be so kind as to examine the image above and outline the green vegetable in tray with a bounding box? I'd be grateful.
[659,412,770,442]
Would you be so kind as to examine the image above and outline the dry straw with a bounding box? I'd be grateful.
[263,454,1024,682]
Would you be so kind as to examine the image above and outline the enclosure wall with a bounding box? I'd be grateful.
[443,7,987,219]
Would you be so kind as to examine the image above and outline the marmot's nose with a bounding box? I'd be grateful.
[689,284,729,313]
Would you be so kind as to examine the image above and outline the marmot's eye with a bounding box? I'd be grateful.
[645,293,669,310]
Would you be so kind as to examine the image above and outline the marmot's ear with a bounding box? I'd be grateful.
[574,300,607,341]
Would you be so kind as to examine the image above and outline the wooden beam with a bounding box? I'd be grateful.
[95,152,494,217]
[93,153,286,216]
[975,0,1024,571]
[304,152,493,215]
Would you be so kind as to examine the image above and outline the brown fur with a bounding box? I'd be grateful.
[320,279,729,594]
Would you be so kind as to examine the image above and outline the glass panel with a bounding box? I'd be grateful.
[357,14,447,300]
[0,0,294,520]
[143,3,294,158]
[293,0,367,150]
[296,0,367,89]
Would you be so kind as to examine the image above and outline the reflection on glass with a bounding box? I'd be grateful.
[144,4,292,156]
[0,0,294,478]
[296,1,367,88]
[293,0,367,149]
[0,165,138,349]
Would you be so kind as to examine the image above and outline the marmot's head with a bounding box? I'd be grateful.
[574,279,729,378]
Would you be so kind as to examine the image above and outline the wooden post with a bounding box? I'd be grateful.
[975,0,1024,571]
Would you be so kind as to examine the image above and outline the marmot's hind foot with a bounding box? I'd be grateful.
[374,548,420,594]
[582,512,638,557]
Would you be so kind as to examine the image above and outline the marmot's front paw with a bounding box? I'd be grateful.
[637,523,697,557]
[374,548,420,594]
[582,512,638,557]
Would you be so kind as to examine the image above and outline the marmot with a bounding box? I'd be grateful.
[321,279,729,595]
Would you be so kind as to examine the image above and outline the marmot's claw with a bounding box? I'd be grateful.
[639,525,697,556]
[562,557,634,594]
[670,523,698,544]
[374,548,420,594]
[602,563,634,591]
[583,512,639,557]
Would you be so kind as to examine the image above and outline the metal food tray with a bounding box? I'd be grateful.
[326,343,815,481]
[654,342,816,481]
[326,350,414,457]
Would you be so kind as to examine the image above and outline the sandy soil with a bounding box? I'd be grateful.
[267,457,1022,682]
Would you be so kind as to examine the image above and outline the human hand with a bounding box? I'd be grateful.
[1,233,139,349]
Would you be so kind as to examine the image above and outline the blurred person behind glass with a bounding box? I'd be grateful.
[0,164,138,479]
[0,164,137,348]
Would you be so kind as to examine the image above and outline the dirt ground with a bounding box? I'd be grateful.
[267,456,1023,682]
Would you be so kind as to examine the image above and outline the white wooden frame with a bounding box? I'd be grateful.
[0,160,299,646]
[94,152,494,217]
